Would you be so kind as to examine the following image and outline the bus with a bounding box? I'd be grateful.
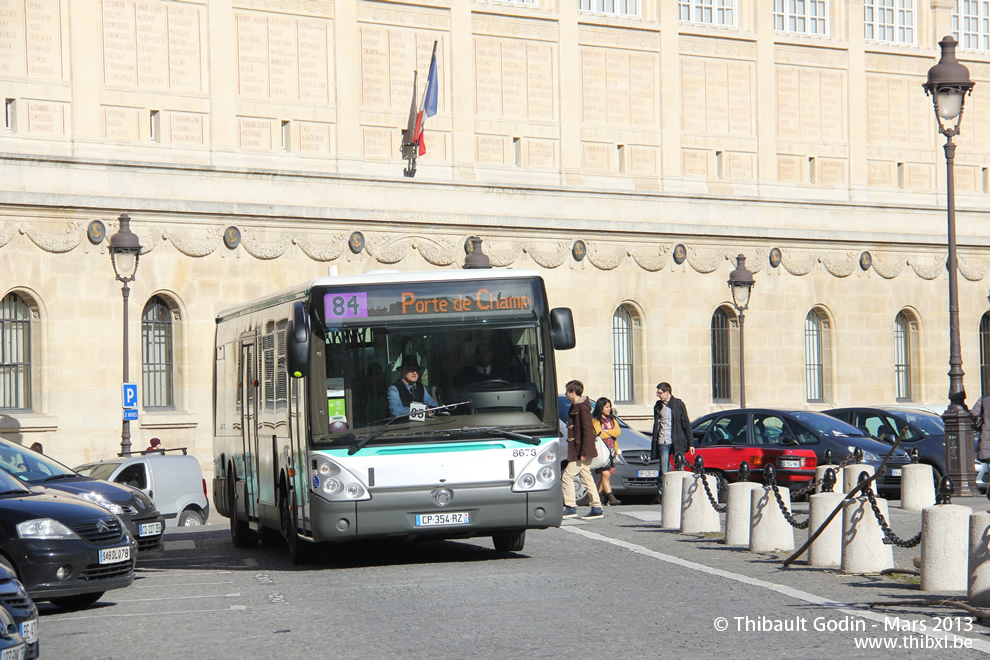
[212,269,575,562]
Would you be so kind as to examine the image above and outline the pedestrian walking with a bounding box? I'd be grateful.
[971,394,990,473]
[593,397,621,506]
[650,382,695,498]
[562,380,603,519]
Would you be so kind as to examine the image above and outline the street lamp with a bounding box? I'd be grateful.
[923,36,977,495]
[727,254,755,409]
[109,213,142,456]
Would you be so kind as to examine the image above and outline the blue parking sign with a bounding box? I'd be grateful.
[123,409,138,421]
[122,383,138,409]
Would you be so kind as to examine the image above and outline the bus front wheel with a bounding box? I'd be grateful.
[493,529,526,553]
[280,483,314,564]
[228,470,257,548]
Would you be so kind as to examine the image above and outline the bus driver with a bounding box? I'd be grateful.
[386,355,438,418]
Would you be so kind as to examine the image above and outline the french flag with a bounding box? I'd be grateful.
[413,43,438,157]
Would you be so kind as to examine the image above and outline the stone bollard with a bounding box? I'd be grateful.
[725,481,762,547]
[815,465,844,494]
[900,463,935,512]
[808,473,845,568]
[681,474,721,534]
[749,486,794,553]
[969,510,990,606]
[841,492,894,574]
[921,502,971,592]
[661,470,690,530]
[842,464,874,494]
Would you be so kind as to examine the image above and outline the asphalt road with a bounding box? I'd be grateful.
[37,499,990,659]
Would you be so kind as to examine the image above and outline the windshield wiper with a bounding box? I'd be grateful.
[461,427,541,445]
[0,490,26,496]
[347,401,469,455]
[43,474,78,481]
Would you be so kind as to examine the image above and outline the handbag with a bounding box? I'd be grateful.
[589,436,612,471]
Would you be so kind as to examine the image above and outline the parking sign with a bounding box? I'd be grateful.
[122,383,138,409]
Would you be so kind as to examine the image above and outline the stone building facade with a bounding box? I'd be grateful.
[2,0,990,479]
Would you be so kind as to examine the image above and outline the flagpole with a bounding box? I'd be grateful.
[403,41,438,178]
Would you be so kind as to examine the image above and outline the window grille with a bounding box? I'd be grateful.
[141,296,173,409]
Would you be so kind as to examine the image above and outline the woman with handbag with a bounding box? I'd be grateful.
[593,397,622,506]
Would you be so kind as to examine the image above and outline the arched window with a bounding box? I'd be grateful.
[711,307,731,403]
[0,293,31,410]
[981,312,990,397]
[612,306,634,403]
[142,296,173,409]
[894,310,916,401]
[805,310,824,402]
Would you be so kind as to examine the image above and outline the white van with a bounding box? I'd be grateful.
[75,453,210,527]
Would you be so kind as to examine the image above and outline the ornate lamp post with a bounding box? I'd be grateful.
[109,214,142,456]
[923,36,977,495]
[727,254,755,409]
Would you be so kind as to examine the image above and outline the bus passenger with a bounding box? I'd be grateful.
[387,355,438,417]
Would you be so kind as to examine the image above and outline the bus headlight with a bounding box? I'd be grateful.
[313,455,371,502]
[512,442,558,492]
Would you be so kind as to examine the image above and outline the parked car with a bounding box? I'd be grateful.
[0,468,136,610]
[557,395,661,503]
[689,413,819,495]
[691,409,912,496]
[825,407,948,479]
[75,453,210,528]
[0,439,164,558]
[0,563,37,660]
[0,608,26,660]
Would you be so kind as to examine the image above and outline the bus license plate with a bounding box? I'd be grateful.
[638,470,659,478]
[415,512,469,527]
[891,469,902,477]
[100,546,131,565]
[0,644,23,660]
[779,459,801,469]
[19,617,37,644]
[139,522,162,537]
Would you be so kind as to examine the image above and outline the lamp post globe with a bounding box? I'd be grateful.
[924,37,977,495]
[109,214,142,456]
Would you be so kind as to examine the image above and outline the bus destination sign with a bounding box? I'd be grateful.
[323,281,537,324]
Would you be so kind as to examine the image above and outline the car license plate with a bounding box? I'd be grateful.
[99,545,131,564]
[139,522,162,537]
[891,468,902,477]
[0,644,22,660]
[415,512,469,527]
[637,470,659,478]
[779,459,801,469]
[19,617,36,644]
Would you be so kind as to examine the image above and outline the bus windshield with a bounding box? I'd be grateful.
[309,278,555,448]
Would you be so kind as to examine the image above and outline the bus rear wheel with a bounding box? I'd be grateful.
[493,530,526,553]
[229,471,257,548]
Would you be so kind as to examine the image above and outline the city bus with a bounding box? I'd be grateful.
[212,269,574,563]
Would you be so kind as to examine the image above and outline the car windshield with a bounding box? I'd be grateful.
[790,412,868,437]
[0,441,77,484]
[885,410,944,436]
[74,463,120,481]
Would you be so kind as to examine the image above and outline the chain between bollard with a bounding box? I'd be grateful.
[694,456,728,513]
[861,473,922,548]
[765,465,810,529]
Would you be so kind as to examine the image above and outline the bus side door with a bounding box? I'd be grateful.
[240,339,259,520]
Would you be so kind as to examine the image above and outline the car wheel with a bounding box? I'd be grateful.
[178,509,204,527]
[228,468,257,548]
[493,530,526,552]
[48,592,103,610]
[280,483,314,564]
[709,470,728,504]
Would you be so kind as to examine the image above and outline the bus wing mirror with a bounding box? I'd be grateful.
[550,307,575,350]
[286,301,310,378]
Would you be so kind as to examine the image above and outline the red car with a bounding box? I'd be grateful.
[677,412,819,495]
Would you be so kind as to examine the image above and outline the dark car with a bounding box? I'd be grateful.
[557,395,661,502]
[689,413,818,493]
[0,563,38,660]
[0,440,164,559]
[0,468,136,610]
[691,409,911,496]
[0,608,26,660]
[825,407,949,480]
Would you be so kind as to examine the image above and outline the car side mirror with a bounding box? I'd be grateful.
[881,432,896,444]
[779,434,799,446]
